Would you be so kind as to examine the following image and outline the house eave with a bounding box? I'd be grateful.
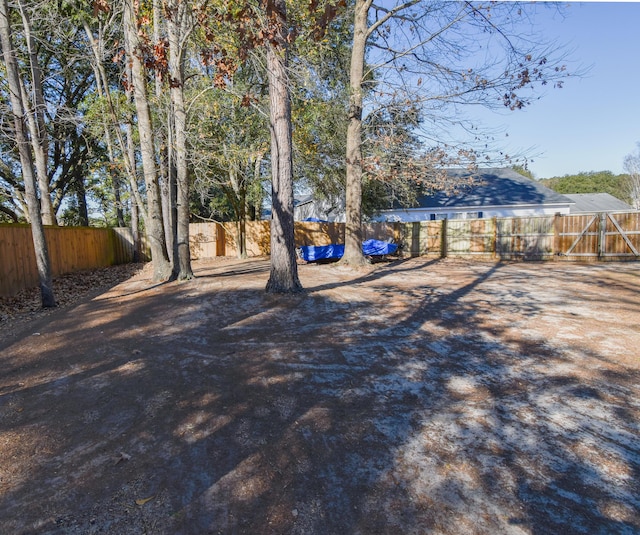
[380,201,574,214]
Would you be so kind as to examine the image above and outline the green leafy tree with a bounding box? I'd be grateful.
[199,0,344,292]
[188,67,269,258]
[511,165,534,180]
[290,5,351,209]
[539,171,633,205]
[0,0,101,227]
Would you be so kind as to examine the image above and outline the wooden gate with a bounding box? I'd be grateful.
[556,212,640,259]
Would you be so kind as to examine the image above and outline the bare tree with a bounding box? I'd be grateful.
[341,1,574,265]
[623,143,640,210]
[0,0,55,307]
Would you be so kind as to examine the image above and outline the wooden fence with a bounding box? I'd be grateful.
[0,224,146,297]
[399,216,557,260]
[554,212,640,259]
[189,221,400,259]
[397,213,640,260]
[1,212,638,297]
[190,214,639,261]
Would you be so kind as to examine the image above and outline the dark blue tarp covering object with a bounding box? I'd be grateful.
[300,243,345,261]
[362,239,398,256]
[299,239,397,262]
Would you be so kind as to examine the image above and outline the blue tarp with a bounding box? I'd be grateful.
[300,243,345,261]
[362,239,398,256]
[299,239,397,262]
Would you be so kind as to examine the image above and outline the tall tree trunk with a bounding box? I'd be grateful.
[16,0,56,225]
[126,117,142,262]
[229,166,247,259]
[83,22,120,227]
[165,117,178,269]
[83,20,146,227]
[166,0,194,280]
[341,0,370,266]
[0,0,55,307]
[75,176,89,226]
[130,194,141,262]
[113,177,125,227]
[154,0,175,266]
[265,0,302,294]
[250,153,264,221]
[123,0,171,281]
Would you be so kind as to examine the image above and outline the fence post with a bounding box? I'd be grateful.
[553,213,561,257]
[410,222,420,257]
[216,223,226,256]
[492,217,498,259]
[598,212,606,259]
[392,222,402,254]
[440,218,448,258]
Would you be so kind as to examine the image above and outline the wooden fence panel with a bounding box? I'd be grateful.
[555,212,640,260]
[220,221,271,257]
[112,227,134,263]
[189,223,222,259]
[446,219,496,256]
[556,214,599,257]
[57,227,115,270]
[398,221,441,256]
[0,225,142,297]
[197,221,401,259]
[446,220,471,255]
[0,224,38,296]
[362,222,399,243]
[112,227,151,263]
[190,221,273,259]
[496,216,555,259]
[603,212,640,258]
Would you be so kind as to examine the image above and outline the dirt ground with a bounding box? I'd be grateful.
[1,257,639,535]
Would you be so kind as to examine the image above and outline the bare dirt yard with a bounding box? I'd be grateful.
[1,257,639,535]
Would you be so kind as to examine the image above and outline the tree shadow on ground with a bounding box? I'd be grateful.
[0,258,638,534]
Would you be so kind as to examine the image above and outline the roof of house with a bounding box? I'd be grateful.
[410,168,572,210]
[294,194,314,207]
[563,193,634,213]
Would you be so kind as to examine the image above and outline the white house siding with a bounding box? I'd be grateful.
[375,203,572,223]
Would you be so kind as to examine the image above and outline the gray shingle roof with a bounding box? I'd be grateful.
[414,168,572,209]
[564,193,634,213]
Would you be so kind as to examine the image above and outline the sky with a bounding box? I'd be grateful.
[469,1,640,179]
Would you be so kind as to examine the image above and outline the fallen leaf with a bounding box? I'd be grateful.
[135,496,154,506]
[0,264,145,345]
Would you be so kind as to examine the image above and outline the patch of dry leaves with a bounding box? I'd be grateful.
[0,263,146,341]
